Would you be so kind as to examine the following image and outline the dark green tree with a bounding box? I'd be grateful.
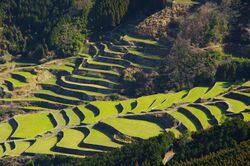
[50,17,85,57]
[89,0,130,31]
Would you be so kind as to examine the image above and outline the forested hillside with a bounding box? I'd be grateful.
[0,0,165,61]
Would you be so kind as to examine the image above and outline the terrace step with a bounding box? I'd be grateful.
[4,78,27,91]
[53,127,105,155]
[178,107,205,129]
[123,53,162,68]
[122,34,165,48]
[33,90,83,105]
[57,77,118,94]
[203,104,224,124]
[188,104,218,125]
[0,98,71,110]
[96,43,121,58]
[30,98,74,110]
[104,42,127,53]
[103,31,122,39]
[40,83,96,101]
[0,122,13,142]
[88,44,99,57]
[64,75,120,89]
[62,109,82,126]
[78,64,120,75]
[181,87,209,103]
[82,128,122,150]
[135,47,169,56]
[87,58,125,68]
[170,110,198,132]
[127,48,164,60]
[84,61,124,73]
[202,82,231,100]
[219,96,247,113]
[47,64,75,75]
[95,56,131,67]
[18,106,51,112]
[100,43,125,56]
[11,71,36,83]
[74,68,120,82]
[225,91,250,106]
[41,78,108,97]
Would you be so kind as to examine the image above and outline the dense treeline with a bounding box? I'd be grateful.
[0,0,166,62]
[121,67,158,97]
[88,0,130,31]
[6,0,72,39]
[172,140,250,166]
[18,118,250,166]
[89,0,166,31]
[170,118,250,163]
[155,39,218,92]
[126,0,165,19]
[224,0,250,58]
[1,0,89,60]
[216,59,250,82]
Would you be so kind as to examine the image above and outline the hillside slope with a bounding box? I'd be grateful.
[0,80,249,159]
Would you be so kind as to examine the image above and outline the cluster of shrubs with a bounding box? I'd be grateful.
[121,0,250,96]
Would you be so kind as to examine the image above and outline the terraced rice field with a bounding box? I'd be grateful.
[122,35,161,46]
[181,87,209,103]
[0,81,249,158]
[0,27,249,159]
[202,82,231,99]
[0,28,167,110]
[174,0,200,4]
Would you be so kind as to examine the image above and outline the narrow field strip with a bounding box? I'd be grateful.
[203,105,224,124]
[169,111,197,132]
[102,118,163,139]
[84,128,122,148]
[123,35,161,46]
[182,106,211,129]
[12,112,55,138]
[181,87,209,103]
[0,123,13,142]
[5,141,31,157]
[202,82,231,99]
